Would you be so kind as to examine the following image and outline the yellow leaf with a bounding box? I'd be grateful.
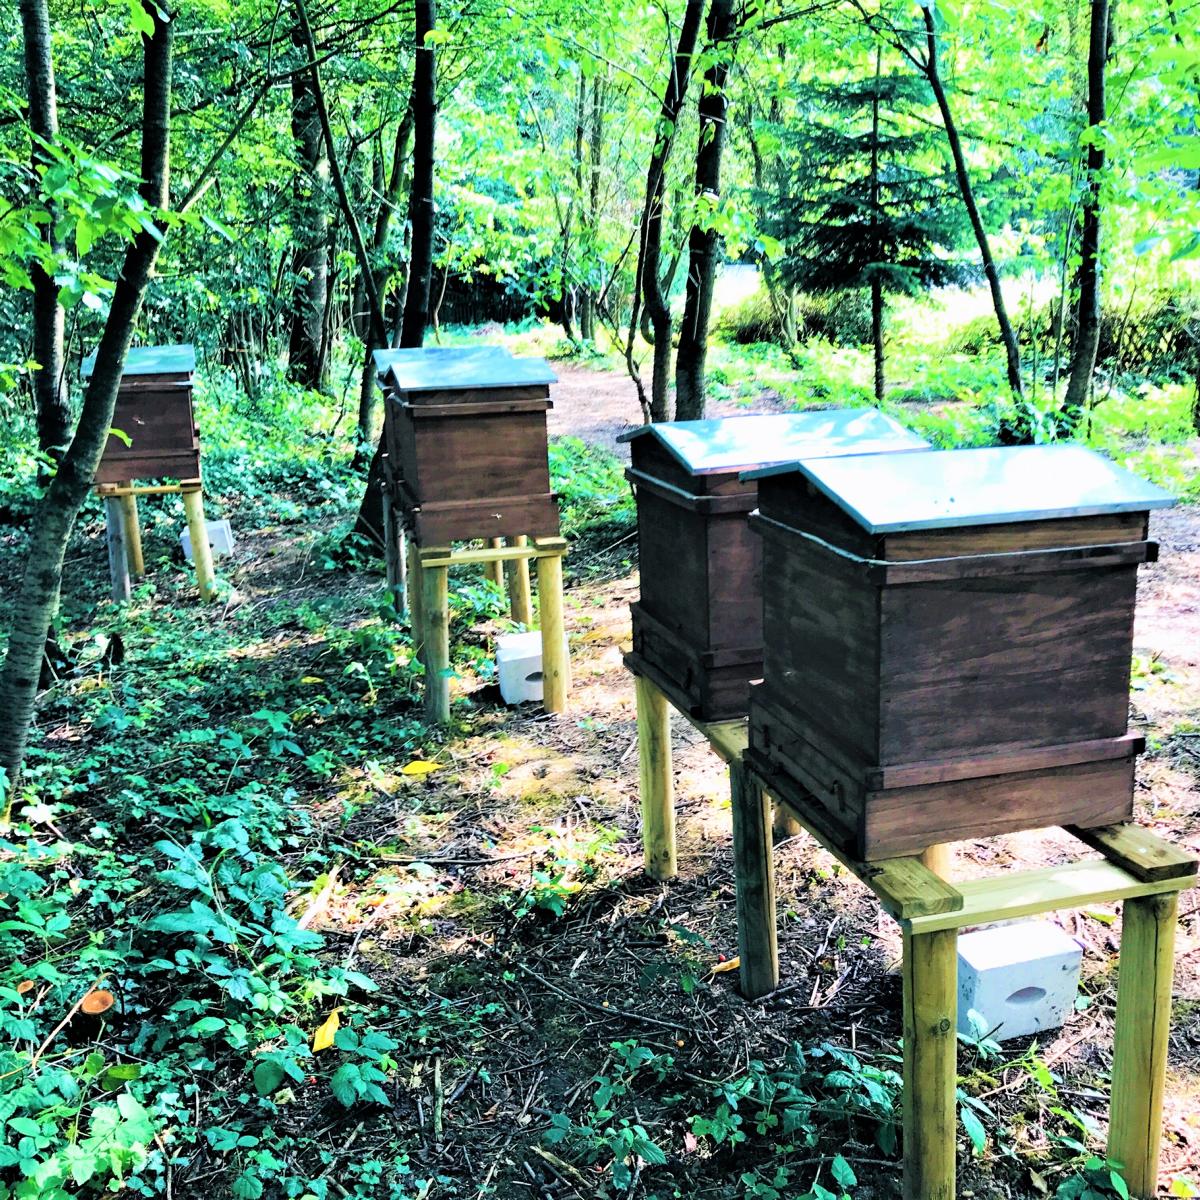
[312,1007,341,1052]
[401,760,441,777]
[710,956,740,975]
[1084,909,1117,926]
[300,676,323,684]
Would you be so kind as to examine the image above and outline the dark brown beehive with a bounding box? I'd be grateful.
[375,347,560,545]
[620,411,929,722]
[745,444,1173,860]
[85,344,200,485]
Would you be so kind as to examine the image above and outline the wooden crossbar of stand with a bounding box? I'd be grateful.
[400,521,571,725]
[95,479,216,603]
[631,670,1197,1199]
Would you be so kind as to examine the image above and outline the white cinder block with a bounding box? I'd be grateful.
[957,920,1082,1042]
[496,631,566,705]
[181,519,235,563]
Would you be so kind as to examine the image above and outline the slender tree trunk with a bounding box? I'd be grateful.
[579,76,605,341]
[19,0,70,464]
[921,5,1023,397]
[288,27,330,391]
[400,0,437,349]
[625,0,705,422]
[1063,0,1111,422]
[675,0,738,420]
[1,2,173,797]
[356,107,414,453]
[870,48,885,404]
[355,0,436,545]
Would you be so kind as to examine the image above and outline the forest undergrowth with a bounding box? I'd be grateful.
[1,343,1198,1200]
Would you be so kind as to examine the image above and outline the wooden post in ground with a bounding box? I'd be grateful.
[506,535,533,625]
[421,556,451,724]
[118,488,144,576]
[772,806,803,843]
[383,490,401,591]
[486,538,506,594]
[901,925,958,1200]
[1109,892,1178,1198]
[407,540,425,648]
[636,675,675,880]
[731,761,778,998]
[182,488,217,602]
[536,549,569,713]
[103,496,131,603]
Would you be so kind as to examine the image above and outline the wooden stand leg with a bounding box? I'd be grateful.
[919,844,954,878]
[772,805,803,843]
[636,675,675,880]
[1109,893,1178,1198]
[421,561,451,725]
[407,540,425,646]
[383,493,401,591]
[103,496,131,603]
[536,550,569,714]
[505,535,533,626]
[486,538,506,596]
[902,926,958,1200]
[119,489,144,576]
[182,488,217,602]
[730,760,778,999]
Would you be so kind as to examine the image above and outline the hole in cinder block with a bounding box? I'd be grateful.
[1005,986,1048,1006]
[525,671,544,683]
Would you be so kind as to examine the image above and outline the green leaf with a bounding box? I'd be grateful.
[330,1063,361,1107]
[830,1154,857,1188]
[1110,1171,1130,1199]
[253,1060,286,1096]
[960,1103,987,1154]
[128,0,155,36]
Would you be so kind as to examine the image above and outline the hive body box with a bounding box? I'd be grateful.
[745,444,1173,860]
[83,345,200,485]
[375,346,561,545]
[620,411,928,722]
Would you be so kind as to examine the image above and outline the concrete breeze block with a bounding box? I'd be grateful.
[496,630,567,705]
[181,518,235,563]
[957,920,1082,1042]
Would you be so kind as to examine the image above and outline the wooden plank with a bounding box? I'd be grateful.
[868,732,1144,791]
[730,758,778,999]
[902,926,958,1200]
[407,540,426,649]
[1109,893,1178,1198]
[536,551,569,714]
[1065,823,1198,883]
[874,539,1154,585]
[416,536,569,568]
[906,860,1196,935]
[104,496,131,603]
[689,716,748,764]
[182,488,216,603]
[636,675,675,881]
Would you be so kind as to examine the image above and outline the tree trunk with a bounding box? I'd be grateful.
[625,0,705,422]
[579,76,605,342]
[288,26,330,391]
[19,0,70,465]
[675,0,738,421]
[1063,0,1111,423]
[870,48,885,404]
[400,0,437,350]
[921,5,1023,398]
[354,0,437,546]
[356,107,415,454]
[1,1,173,797]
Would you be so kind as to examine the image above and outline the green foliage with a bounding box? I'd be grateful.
[548,436,635,544]
[1055,1157,1133,1200]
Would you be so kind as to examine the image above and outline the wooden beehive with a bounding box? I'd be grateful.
[745,444,1174,860]
[375,346,560,545]
[620,410,929,722]
[85,344,200,485]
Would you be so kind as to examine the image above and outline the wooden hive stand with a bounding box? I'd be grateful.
[85,344,216,604]
[633,667,1196,1197]
[372,346,571,724]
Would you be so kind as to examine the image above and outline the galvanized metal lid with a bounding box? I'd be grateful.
[82,344,196,379]
[771,444,1175,533]
[619,409,928,476]
[373,346,557,391]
